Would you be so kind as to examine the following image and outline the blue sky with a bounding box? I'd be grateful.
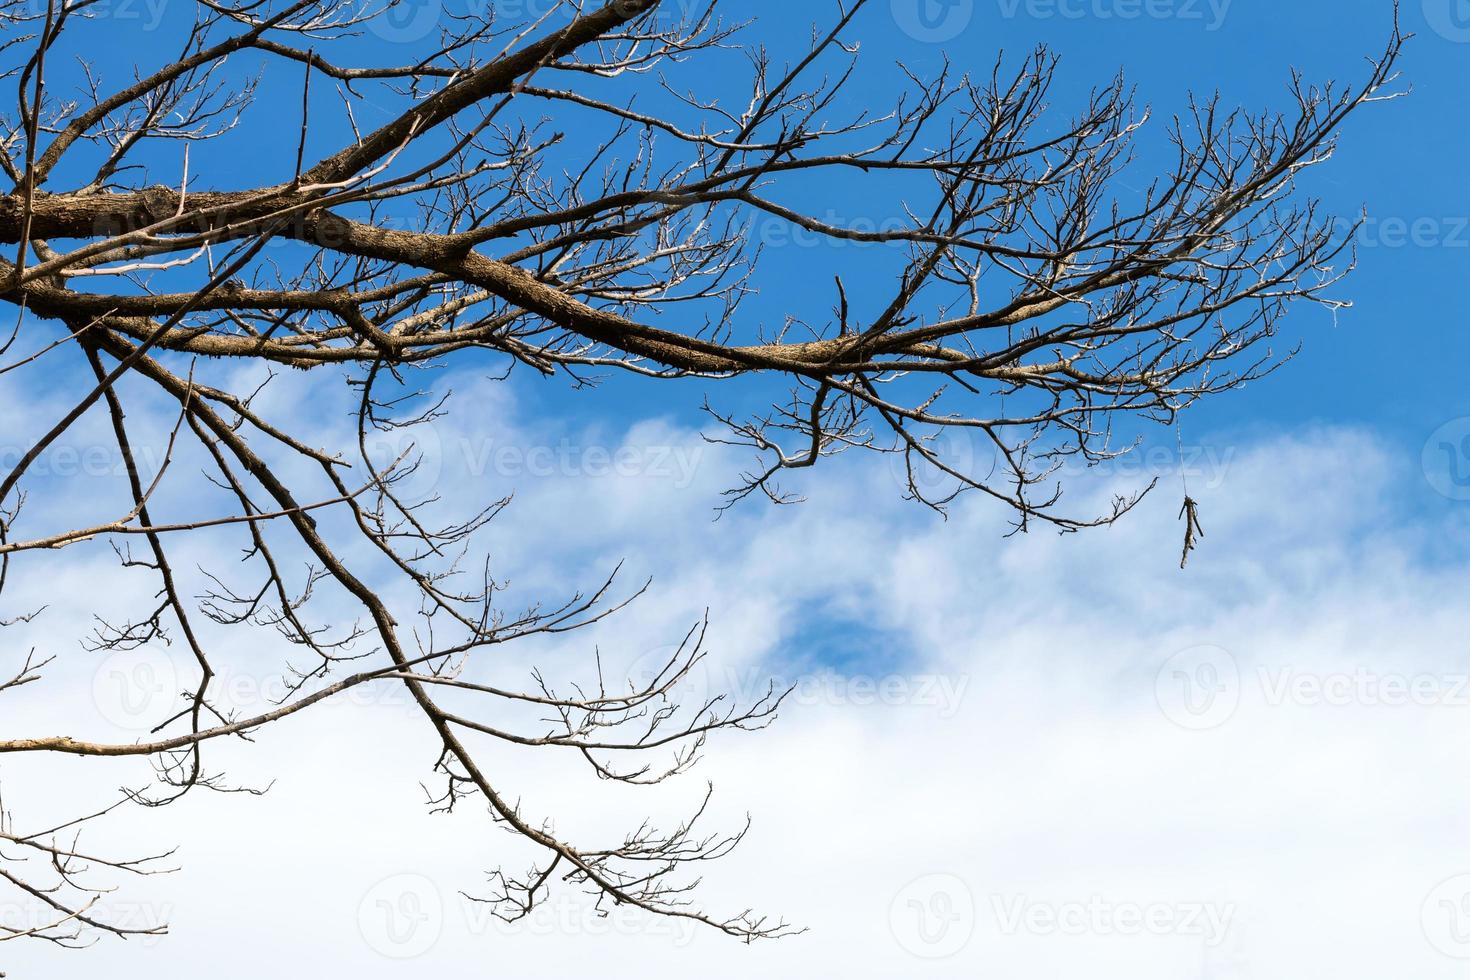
[612,0,1455,533]
[357,2,1468,525]
[61,0,1464,488]
[10,3,1470,976]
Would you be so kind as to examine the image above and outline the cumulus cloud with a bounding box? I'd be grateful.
[4,372,1469,978]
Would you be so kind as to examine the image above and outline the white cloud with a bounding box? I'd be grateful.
[3,376,1469,978]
